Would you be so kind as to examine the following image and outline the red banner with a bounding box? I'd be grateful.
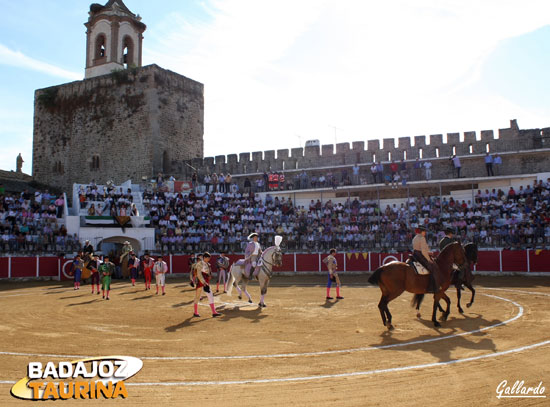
[174,181,192,193]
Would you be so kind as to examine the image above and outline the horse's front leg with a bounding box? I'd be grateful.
[259,282,268,308]
[466,283,475,308]
[243,283,253,303]
[456,283,464,314]
[440,292,451,321]
[236,283,243,300]
[432,294,442,327]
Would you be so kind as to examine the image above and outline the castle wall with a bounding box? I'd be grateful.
[33,64,203,193]
[178,120,550,188]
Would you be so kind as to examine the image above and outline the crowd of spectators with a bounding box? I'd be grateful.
[79,182,138,216]
[145,178,550,254]
[0,189,74,253]
[225,153,504,193]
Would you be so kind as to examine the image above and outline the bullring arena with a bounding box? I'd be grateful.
[1,273,549,406]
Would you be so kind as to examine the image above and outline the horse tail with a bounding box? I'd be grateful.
[226,266,236,296]
[411,293,425,309]
[368,267,384,286]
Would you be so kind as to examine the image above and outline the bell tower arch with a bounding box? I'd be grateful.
[84,0,146,79]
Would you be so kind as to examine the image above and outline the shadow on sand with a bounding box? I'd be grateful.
[370,312,500,362]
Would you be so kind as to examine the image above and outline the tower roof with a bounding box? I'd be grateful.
[90,0,136,18]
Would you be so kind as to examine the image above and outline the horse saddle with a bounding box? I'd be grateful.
[406,257,430,275]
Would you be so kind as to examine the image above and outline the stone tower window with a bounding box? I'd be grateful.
[486,143,490,153]
[95,34,107,60]
[418,148,423,159]
[435,147,440,158]
[53,161,64,175]
[91,155,100,171]
[468,144,473,154]
[403,150,407,160]
[162,151,170,174]
[372,153,376,163]
[452,145,457,155]
[122,36,135,68]
[387,151,392,161]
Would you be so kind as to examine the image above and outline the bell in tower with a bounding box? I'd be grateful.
[84,0,146,79]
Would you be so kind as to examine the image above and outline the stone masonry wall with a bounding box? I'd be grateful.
[33,64,203,193]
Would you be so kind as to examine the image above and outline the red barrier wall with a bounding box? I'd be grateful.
[295,254,319,272]
[0,250,544,280]
[0,257,8,278]
[278,254,294,272]
[344,253,369,272]
[171,255,189,274]
[528,250,550,272]
[39,257,59,278]
[10,257,36,278]
[501,251,528,272]
[475,250,500,272]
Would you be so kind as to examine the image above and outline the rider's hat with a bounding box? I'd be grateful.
[445,227,454,234]
[417,225,427,232]
[248,232,259,240]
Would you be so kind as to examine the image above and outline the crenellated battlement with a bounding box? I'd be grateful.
[174,120,550,178]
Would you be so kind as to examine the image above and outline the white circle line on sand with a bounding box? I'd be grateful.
[482,287,550,297]
[125,339,550,386]
[0,292,523,361]
[2,340,549,387]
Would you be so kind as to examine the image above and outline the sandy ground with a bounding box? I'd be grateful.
[0,274,549,406]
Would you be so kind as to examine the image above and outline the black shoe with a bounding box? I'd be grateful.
[162,292,165,296]
[326,296,334,300]
[336,296,344,300]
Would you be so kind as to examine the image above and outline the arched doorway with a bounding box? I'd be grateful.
[98,236,141,256]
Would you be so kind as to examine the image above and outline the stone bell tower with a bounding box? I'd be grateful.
[33,0,204,193]
[85,0,146,79]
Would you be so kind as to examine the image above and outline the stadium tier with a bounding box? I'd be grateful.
[2,168,550,256]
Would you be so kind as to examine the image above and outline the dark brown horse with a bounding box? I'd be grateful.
[450,242,477,313]
[368,242,468,329]
[418,242,478,317]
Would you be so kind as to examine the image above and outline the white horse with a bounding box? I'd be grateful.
[226,244,283,307]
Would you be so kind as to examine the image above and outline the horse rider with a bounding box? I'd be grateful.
[439,227,456,251]
[83,240,94,256]
[244,232,262,280]
[412,226,442,293]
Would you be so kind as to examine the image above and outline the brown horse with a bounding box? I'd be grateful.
[428,242,477,315]
[368,242,468,329]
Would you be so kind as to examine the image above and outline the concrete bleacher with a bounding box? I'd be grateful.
[65,180,155,253]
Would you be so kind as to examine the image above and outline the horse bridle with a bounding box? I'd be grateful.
[259,248,282,279]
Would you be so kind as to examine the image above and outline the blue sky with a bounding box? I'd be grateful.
[1,0,549,174]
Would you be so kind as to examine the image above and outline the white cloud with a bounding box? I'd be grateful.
[3,0,549,174]
[0,43,81,81]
